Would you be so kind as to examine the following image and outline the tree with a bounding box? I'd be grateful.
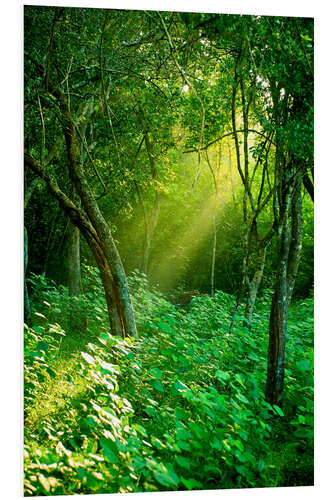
[24,7,138,338]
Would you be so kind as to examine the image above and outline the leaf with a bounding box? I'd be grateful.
[234,439,245,452]
[297,359,311,371]
[272,404,284,417]
[100,438,118,463]
[34,312,46,319]
[150,367,163,379]
[211,436,222,450]
[81,352,95,365]
[235,373,246,388]
[133,424,148,437]
[157,321,172,333]
[175,455,191,470]
[37,341,49,353]
[174,379,190,392]
[177,440,191,451]
[215,370,230,381]
[258,459,265,472]
[151,379,164,392]
[235,465,249,478]
[236,393,250,404]
[99,360,120,375]
[153,467,179,489]
[38,474,50,492]
[181,476,203,490]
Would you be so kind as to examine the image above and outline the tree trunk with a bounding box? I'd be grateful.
[265,171,303,407]
[244,246,267,326]
[210,214,217,296]
[140,130,162,278]
[142,191,162,277]
[25,151,137,339]
[68,220,87,333]
[57,92,138,339]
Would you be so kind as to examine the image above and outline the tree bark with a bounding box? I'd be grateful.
[244,246,267,326]
[265,170,303,407]
[67,220,87,333]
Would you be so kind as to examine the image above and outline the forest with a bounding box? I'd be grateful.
[24,6,314,496]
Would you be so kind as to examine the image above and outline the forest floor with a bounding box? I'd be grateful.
[24,277,314,495]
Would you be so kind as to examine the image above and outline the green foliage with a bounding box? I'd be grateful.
[27,267,109,336]
[24,273,313,495]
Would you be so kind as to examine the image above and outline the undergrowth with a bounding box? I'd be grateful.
[24,269,314,495]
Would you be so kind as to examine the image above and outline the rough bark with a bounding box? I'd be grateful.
[68,222,81,297]
[265,171,303,407]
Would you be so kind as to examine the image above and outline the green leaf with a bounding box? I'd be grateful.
[177,440,191,451]
[234,439,245,452]
[215,370,230,381]
[157,321,172,333]
[272,405,284,417]
[150,367,163,379]
[235,373,246,388]
[181,476,203,490]
[174,379,190,392]
[37,341,49,352]
[235,465,249,478]
[100,438,118,463]
[153,467,179,488]
[151,379,164,392]
[133,424,148,437]
[175,455,191,470]
[211,436,222,450]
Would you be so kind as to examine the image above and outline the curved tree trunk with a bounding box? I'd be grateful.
[24,152,137,339]
[57,92,137,339]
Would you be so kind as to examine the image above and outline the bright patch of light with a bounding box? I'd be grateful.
[182,85,189,93]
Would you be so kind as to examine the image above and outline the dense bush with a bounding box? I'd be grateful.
[24,271,314,495]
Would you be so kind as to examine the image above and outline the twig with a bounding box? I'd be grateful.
[157,11,206,188]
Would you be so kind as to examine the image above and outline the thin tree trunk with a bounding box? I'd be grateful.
[140,129,162,278]
[265,170,303,407]
[244,246,267,326]
[210,214,217,296]
[68,220,87,333]
[142,191,162,276]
